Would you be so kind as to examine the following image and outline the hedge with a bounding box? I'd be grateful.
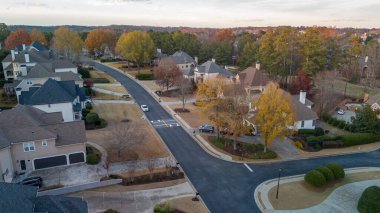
[78,67,90,78]
[86,112,101,124]
[86,153,100,165]
[297,129,315,135]
[154,202,173,213]
[304,170,326,187]
[341,133,380,146]
[326,163,345,179]
[92,78,110,83]
[316,166,335,182]
[136,73,154,80]
[358,186,380,213]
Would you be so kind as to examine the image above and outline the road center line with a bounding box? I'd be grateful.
[244,163,253,172]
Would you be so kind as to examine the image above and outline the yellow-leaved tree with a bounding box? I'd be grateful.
[52,27,83,61]
[253,82,295,152]
[115,31,156,72]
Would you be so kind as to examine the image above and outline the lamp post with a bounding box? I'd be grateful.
[276,168,282,199]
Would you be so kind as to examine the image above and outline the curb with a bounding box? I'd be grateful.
[254,167,380,212]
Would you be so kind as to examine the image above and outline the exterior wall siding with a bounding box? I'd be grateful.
[55,68,78,74]
[295,120,315,130]
[0,147,15,182]
[33,103,74,122]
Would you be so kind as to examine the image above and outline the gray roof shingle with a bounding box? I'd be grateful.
[169,51,195,64]
[292,96,318,121]
[196,60,233,77]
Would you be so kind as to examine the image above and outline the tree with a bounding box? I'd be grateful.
[85,29,116,56]
[52,27,83,60]
[292,69,312,94]
[314,71,341,117]
[154,58,182,91]
[198,42,217,64]
[172,31,201,57]
[301,27,327,75]
[43,31,54,45]
[149,31,175,55]
[214,41,233,65]
[352,105,378,133]
[4,29,31,49]
[214,29,234,43]
[30,29,47,45]
[110,121,145,159]
[253,82,295,152]
[116,31,156,71]
[238,41,259,70]
[176,76,193,112]
[0,23,10,44]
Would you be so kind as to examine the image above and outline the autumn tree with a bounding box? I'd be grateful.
[4,29,31,50]
[351,105,379,133]
[176,76,193,112]
[154,58,182,91]
[292,69,312,94]
[0,23,10,45]
[85,29,116,56]
[116,31,156,71]
[253,82,295,152]
[110,121,145,159]
[52,27,83,60]
[214,29,234,43]
[30,29,47,45]
[314,71,341,117]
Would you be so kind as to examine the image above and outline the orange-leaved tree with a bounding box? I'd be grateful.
[4,29,31,49]
[85,29,116,55]
[30,29,47,45]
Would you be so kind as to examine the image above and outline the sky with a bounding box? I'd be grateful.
[1,0,380,28]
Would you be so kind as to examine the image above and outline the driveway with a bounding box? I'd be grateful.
[89,60,380,213]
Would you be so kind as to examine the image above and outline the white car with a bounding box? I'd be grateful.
[141,105,149,112]
[337,109,345,115]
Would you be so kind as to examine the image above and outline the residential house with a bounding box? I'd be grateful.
[236,64,269,96]
[29,41,49,52]
[18,79,86,122]
[0,182,87,212]
[0,105,86,182]
[292,91,319,129]
[365,93,380,118]
[169,51,196,78]
[194,59,233,83]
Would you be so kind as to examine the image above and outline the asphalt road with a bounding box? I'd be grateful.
[90,61,380,213]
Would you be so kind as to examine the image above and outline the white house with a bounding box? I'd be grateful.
[194,59,233,84]
[17,79,86,122]
[292,91,319,130]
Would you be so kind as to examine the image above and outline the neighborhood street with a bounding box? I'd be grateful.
[91,61,380,213]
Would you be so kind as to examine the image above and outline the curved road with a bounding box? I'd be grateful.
[90,61,380,213]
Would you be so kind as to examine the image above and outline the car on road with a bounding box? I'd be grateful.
[199,124,214,133]
[18,176,43,188]
[141,105,149,112]
[337,109,345,115]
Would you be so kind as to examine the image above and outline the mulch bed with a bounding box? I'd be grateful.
[174,108,190,113]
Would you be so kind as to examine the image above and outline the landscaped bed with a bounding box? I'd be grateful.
[268,170,380,210]
[205,136,277,160]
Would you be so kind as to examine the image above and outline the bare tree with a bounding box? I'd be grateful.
[147,159,156,181]
[109,122,144,159]
[103,156,110,178]
[164,158,172,177]
[175,76,194,111]
[154,58,182,91]
[127,164,136,183]
[314,71,342,117]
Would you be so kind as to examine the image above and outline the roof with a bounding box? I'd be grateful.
[2,49,51,63]
[238,67,269,88]
[30,41,49,51]
[366,93,380,105]
[291,96,318,121]
[0,105,86,146]
[183,66,195,76]
[169,51,195,64]
[0,182,37,213]
[0,183,87,213]
[52,59,77,69]
[26,64,82,81]
[19,79,80,105]
[196,60,233,77]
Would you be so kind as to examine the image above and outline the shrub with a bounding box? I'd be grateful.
[337,121,346,129]
[86,104,93,110]
[298,129,315,136]
[358,186,380,213]
[104,209,120,213]
[86,153,100,165]
[341,133,380,146]
[154,202,173,213]
[78,67,90,78]
[315,127,325,136]
[326,163,345,179]
[316,166,335,182]
[136,73,154,80]
[295,141,304,149]
[193,100,207,107]
[304,170,326,187]
[86,112,100,124]
[92,78,110,83]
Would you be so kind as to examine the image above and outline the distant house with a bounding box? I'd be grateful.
[0,182,87,212]
[194,59,233,83]
[292,91,319,130]
[169,51,196,78]
[365,93,380,118]
[236,64,269,96]
[0,105,86,181]
[18,79,86,122]
[29,41,49,52]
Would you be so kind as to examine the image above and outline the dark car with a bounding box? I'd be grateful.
[199,124,214,133]
[18,176,43,188]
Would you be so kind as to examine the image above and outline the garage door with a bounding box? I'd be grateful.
[69,153,85,164]
[34,155,67,170]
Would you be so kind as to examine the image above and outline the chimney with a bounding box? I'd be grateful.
[22,44,26,51]
[194,56,198,64]
[11,50,15,61]
[299,90,306,105]
[24,53,30,63]
[157,48,162,54]
[255,62,261,70]
[212,58,215,63]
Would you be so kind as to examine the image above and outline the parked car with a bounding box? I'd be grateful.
[18,176,43,188]
[199,124,215,133]
[337,109,345,115]
[122,94,131,98]
[141,105,149,112]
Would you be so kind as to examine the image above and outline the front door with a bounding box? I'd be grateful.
[20,160,26,171]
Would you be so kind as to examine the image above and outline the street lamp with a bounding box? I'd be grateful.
[276,168,282,199]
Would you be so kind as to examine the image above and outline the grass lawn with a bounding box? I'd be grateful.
[322,79,380,99]
[169,104,209,128]
[268,170,380,210]
[161,196,208,213]
[92,92,124,100]
[90,69,117,83]
[106,62,153,78]
[95,85,128,94]
[86,104,169,163]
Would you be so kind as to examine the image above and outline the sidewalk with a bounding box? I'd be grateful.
[69,182,196,213]
[93,100,135,104]
[254,167,380,212]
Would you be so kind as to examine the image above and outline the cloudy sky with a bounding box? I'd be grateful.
[1,0,379,28]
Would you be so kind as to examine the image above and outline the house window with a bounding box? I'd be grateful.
[301,121,305,128]
[41,140,47,147]
[23,142,35,152]
[26,80,33,85]
[312,120,316,127]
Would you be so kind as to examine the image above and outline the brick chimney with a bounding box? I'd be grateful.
[11,50,15,61]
